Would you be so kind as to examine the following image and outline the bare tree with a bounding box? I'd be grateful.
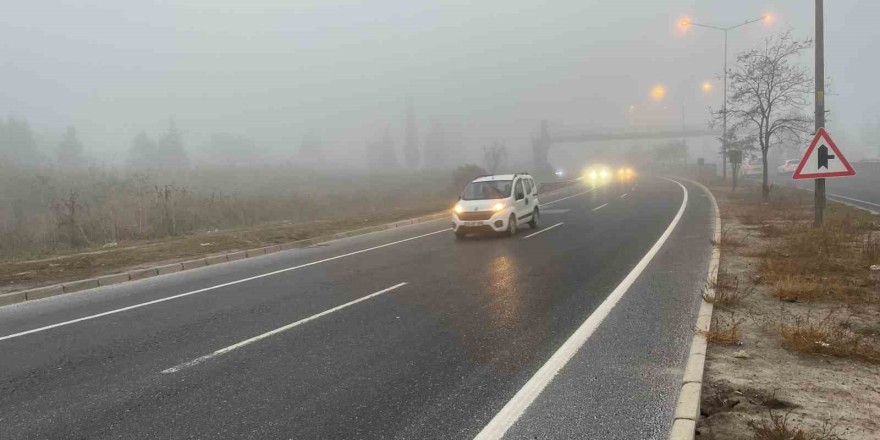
[717,31,813,201]
[482,141,508,174]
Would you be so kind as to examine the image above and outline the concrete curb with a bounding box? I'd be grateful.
[669,178,720,440]
[0,180,582,308]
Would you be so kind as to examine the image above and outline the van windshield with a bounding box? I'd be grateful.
[461,181,512,200]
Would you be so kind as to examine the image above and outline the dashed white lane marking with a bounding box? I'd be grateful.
[620,193,628,198]
[522,222,564,239]
[592,203,608,211]
[0,229,448,342]
[540,209,570,215]
[472,178,689,440]
[540,188,595,207]
[0,189,596,342]
[161,282,408,374]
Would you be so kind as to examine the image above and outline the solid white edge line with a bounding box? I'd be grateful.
[522,222,564,239]
[592,203,608,211]
[161,282,407,374]
[473,178,689,440]
[0,230,448,342]
[827,193,880,208]
[0,188,595,342]
[540,188,595,207]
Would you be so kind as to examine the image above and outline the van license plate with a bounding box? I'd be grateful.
[464,221,482,227]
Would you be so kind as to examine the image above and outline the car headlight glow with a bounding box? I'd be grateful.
[599,169,609,179]
[454,204,464,214]
[589,171,598,179]
[492,202,506,212]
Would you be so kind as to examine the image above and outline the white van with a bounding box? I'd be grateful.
[452,173,540,238]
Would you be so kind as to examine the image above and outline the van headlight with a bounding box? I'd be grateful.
[492,202,506,212]
[454,204,464,214]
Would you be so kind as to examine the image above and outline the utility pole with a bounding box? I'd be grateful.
[722,30,728,180]
[814,0,825,226]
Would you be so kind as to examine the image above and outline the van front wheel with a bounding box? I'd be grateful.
[505,215,517,237]
[528,208,539,229]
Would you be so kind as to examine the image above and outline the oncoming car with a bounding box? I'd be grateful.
[452,173,539,238]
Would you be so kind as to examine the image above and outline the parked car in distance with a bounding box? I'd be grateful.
[777,159,801,174]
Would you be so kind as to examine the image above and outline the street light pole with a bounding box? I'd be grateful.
[815,0,825,226]
[723,29,728,180]
[682,16,768,181]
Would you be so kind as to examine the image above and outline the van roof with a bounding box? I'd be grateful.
[473,173,529,182]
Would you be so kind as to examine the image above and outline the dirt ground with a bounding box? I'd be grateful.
[697,181,880,440]
[0,206,444,295]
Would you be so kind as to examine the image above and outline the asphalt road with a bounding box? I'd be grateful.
[769,162,880,213]
[0,176,713,440]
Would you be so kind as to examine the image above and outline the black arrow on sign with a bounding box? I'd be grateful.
[818,145,835,169]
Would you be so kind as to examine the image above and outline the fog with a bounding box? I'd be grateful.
[2,0,879,169]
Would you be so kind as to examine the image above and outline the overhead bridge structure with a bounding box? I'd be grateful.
[532,120,721,173]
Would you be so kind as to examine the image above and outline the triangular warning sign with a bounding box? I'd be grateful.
[792,128,855,179]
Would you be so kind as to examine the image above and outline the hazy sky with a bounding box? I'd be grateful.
[2,0,878,165]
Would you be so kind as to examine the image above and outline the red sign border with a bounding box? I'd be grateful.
[792,127,856,179]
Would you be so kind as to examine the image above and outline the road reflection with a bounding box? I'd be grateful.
[485,255,521,331]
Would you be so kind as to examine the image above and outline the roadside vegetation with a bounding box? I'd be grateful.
[0,166,457,259]
[0,165,491,293]
[696,178,880,440]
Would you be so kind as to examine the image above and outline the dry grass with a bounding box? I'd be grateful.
[748,411,842,440]
[759,222,789,238]
[712,226,751,249]
[863,233,880,266]
[704,272,755,307]
[701,315,743,345]
[779,313,880,364]
[770,275,872,303]
[756,208,877,305]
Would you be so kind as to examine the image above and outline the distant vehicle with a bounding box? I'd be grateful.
[777,159,801,174]
[742,159,763,177]
[452,173,539,239]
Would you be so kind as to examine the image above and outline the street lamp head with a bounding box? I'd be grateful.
[651,85,666,101]
[763,13,775,24]
[678,17,691,29]
[701,81,712,93]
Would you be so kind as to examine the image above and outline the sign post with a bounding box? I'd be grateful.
[728,150,742,192]
[814,0,825,226]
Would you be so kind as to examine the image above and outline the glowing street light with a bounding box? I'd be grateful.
[701,81,713,93]
[679,17,692,29]
[651,85,666,100]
